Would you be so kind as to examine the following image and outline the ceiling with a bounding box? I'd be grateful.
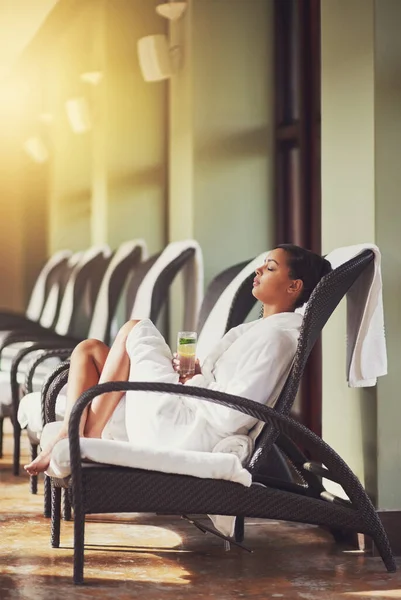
[0,0,59,81]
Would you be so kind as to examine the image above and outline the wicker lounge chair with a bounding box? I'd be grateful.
[43,249,395,583]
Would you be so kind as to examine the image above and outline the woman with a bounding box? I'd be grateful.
[24,244,331,475]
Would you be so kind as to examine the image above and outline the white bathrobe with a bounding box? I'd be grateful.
[104,313,302,453]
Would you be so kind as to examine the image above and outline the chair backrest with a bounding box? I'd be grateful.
[248,249,375,474]
[88,240,147,345]
[128,240,203,331]
[196,254,265,362]
[54,245,112,338]
[38,251,84,329]
[124,253,160,321]
[196,261,252,333]
[25,250,73,322]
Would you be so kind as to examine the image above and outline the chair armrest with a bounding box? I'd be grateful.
[10,342,74,423]
[25,347,74,394]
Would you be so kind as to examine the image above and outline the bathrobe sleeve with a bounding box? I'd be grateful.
[198,321,255,374]
[186,327,297,437]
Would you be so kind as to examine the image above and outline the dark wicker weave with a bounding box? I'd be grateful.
[44,250,395,583]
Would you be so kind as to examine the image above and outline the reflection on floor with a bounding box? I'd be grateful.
[0,420,400,599]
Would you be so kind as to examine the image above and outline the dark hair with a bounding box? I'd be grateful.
[277,244,332,309]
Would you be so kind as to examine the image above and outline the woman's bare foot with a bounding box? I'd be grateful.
[24,428,68,475]
[24,450,52,475]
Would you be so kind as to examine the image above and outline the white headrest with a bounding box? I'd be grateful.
[88,240,148,339]
[26,249,72,322]
[55,245,111,336]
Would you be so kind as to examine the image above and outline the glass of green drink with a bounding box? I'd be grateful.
[177,331,197,377]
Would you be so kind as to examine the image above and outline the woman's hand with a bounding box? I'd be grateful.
[172,353,201,384]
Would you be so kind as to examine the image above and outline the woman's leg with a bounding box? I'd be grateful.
[24,320,140,475]
[84,319,140,437]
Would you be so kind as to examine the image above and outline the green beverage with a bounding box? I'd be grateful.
[177,331,197,377]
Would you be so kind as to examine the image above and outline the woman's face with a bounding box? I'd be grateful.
[252,248,302,308]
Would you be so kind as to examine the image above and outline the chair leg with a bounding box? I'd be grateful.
[370,519,397,573]
[234,516,245,543]
[0,417,3,458]
[62,489,72,521]
[12,420,21,476]
[329,527,359,547]
[44,475,51,518]
[51,486,61,548]
[73,503,85,585]
[29,444,38,494]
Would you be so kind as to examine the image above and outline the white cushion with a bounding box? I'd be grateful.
[17,391,67,433]
[0,375,11,406]
[41,422,252,487]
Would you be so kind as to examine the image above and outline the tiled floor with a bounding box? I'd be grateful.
[0,420,400,599]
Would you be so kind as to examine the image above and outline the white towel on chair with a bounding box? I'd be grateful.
[325,243,387,388]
